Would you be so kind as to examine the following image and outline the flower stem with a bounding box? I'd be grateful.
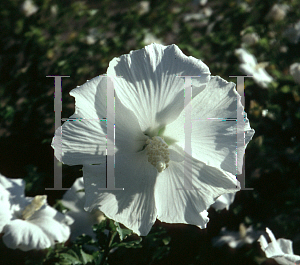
[99,231,117,265]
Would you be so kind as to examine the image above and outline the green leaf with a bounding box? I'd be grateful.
[114,222,133,241]
[59,253,81,264]
[80,249,94,264]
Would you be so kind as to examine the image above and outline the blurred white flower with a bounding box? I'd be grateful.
[137,1,150,16]
[50,5,58,16]
[290,63,300,84]
[21,0,38,17]
[61,177,105,241]
[241,32,260,46]
[258,228,300,265]
[184,7,212,22]
[211,192,236,211]
[213,224,264,248]
[143,31,164,45]
[52,43,255,236]
[193,0,208,6]
[85,28,100,45]
[283,20,300,44]
[235,48,274,88]
[262,109,268,117]
[266,4,289,22]
[0,174,73,251]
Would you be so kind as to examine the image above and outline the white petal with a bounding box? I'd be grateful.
[277,238,294,255]
[0,174,25,198]
[0,200,12,232]
[211,192,236,210]
[273,256,300,265]
[235,48,257,67]
[51,76,107,165]
[239,63,255,76]
[253,68,273,88]
[61,177,85,212]
[52,76,147,165]
[61,177,98,240]
[154,148,240,227]
[107,43,211,132]
[163,76,254,175]
[29,205,73,244]
[29,216,71,245]
[2,219,51,251]
[258,234,269,250]
[0,185,10,202]
[259,228,300,264]
[83,152,158,236]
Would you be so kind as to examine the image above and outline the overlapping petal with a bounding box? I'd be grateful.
[83,152,158,236]
[2,219,51,251]
[107,43,211,132]
[211,192,236,211]
[163,76,254,175]
[61,177,105,240]
[154,147,239,227]
[52,76,148,166]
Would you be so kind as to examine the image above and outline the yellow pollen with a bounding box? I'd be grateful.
[22,195,47,220]
[145,136,170,173]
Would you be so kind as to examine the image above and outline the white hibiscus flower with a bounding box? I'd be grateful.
[258,228,300,265]
[235,48,274,88]
[0,174,73,251]
[52,43,254,236]
[61,177,105,241]
[213,224,264,248]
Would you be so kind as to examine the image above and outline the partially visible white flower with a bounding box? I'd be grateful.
[241,32,260,46]
[50,5,58,16]
[211,192,236,211]
[137,1,150,16]
[235,48,274,88]
[283,20,300,44]
[258,228,300,265]
[184,8,212,22]
[21,0,38,17]
[0,174,73,251]
[193,0,208,6]
[61,177,105,241]
[290,63,300,84]
[266,4,289,22]
[213,224,264,248]
[85,28,100,45]
[143,31,164,45]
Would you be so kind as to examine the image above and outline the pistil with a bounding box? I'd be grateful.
[145,136,170,173]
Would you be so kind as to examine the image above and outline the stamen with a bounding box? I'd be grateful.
[22,195,47,220]
[145,136,170,173]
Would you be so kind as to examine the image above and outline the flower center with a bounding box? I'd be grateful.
[22,195,47,220]
[145,136,170,173]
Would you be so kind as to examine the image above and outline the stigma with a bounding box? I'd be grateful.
[145,136,170,173]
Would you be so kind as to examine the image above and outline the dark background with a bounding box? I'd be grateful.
[0,0,300,264]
